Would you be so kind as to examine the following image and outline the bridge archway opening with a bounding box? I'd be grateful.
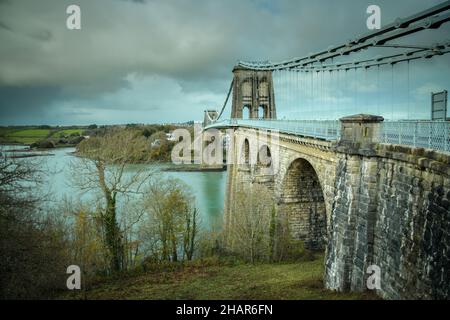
[242,138,250,165]
[242,105,250,119]
[258,105,267,119]
[256,144,273,175]
[280,158,327,251]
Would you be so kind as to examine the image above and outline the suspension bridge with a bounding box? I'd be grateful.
[206,2,450,300]
[205,1,450,153]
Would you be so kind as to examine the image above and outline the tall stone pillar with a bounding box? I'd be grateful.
[325,114,384,292]
[231,66,276,119]
[337,114,384,154]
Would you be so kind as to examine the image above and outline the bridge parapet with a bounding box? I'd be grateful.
[337,114,384,156]
[205,117,449,154]
[205,119,340,141]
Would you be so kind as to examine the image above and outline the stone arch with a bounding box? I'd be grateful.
[257,144,272,166]
[256,144,273,175]
[242,138,250,165]
[279,157,327,250]
[258,105,268,119]
[242,105,251,119]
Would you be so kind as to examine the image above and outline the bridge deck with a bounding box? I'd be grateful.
[205,119,450,153]
[206,119,340,141]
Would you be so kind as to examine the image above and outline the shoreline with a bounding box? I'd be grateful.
[162,164,226,172]
[1,145,227,171]
[7,153,55,159]
[0,144,71,158]
[1,143,78,151]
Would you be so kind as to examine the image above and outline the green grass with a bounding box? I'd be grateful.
[0,127,20,136]
[4,129,51,144]
[51,129,84,138]
[0,127,85,144]
[65,256,378,300]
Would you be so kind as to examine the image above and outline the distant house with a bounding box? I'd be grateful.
[166,132,177,142]
[151,139,161,148]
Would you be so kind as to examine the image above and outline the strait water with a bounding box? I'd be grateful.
[1,145,226,229]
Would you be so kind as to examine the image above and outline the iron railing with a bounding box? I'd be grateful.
[379,121,450,153]
[205,119,450,153]
[206,119,340,141]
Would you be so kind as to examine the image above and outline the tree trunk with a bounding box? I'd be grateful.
[104,195,122,272]
[171,228,178,262]
[97,161,123,273]
[187,208,197,260]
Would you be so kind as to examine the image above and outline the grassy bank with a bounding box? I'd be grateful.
[0,128,51,144]
[0,127,85,144]
[65,255,378,300]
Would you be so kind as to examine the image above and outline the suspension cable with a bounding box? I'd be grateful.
[216,79,234,121]
[238,2,450,71]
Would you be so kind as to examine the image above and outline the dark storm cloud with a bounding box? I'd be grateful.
[0,20,13,32]
[121,0,146,3]
[0,0,448,124]
[0,19,53,43]
[0,86,63,124]
[27,29,53,42]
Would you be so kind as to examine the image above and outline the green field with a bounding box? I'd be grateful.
[0,127,20,136]
[51,129,84,138]
[0,127,85,144]
[65,255,378,300]
[3,128,51,144]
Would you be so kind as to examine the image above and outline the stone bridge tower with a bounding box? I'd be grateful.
[231,66,276,119]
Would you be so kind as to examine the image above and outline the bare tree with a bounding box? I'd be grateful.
[184,207,199,261]
[71,129,155,273]
[0,152,69,299]
[0,152,44,214]
[140,177,200,262]
[225,184,275,263]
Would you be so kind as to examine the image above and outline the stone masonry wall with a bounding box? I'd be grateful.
[324,153,379,291]
[372,146,450,299]
[325,144,450,299]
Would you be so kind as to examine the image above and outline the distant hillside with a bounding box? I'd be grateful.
[0,126,86,145]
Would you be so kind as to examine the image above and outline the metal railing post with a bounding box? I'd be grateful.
[399,123,402,145]
[428,122,432,149]
[445,122,449,152]
[414,122,417,148]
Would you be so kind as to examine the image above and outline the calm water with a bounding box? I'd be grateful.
[1,146,226,229]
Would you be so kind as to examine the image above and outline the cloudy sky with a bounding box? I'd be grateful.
[0,0,449,125]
